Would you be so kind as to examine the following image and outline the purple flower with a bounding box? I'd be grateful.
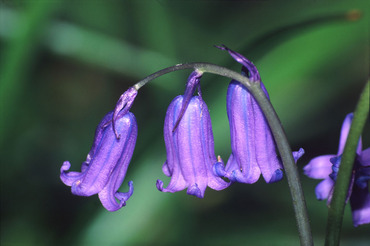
[60,88,138,211]
[157,71,230,198]
[214,45,304,184]
[304,113,370,227]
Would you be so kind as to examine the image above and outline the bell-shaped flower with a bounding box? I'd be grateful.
[157,71,230,198]
[214,45,304,184]
[304,113,370,227]
[60,87,138,211]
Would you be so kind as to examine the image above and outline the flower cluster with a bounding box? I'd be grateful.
[60,47,304,211]
[304,113,370,227]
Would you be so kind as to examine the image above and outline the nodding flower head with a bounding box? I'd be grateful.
[304,113,370,227]
[214,45,304,184]
[157,71,230,198]
[60,87,138,211]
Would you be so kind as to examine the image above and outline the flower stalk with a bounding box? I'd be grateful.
[134,62,313,246]
[325,81,369,246]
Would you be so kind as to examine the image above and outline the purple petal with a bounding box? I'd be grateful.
[359,148,370,166]
[158,96,188,194]
[225,81,261,183]
[90,111,116,157]
[175,97,220,195]
[99,181,134,212]
[269,170,284,183]
[80,161,89,173]
[252,90,283,183]
[158,95,229,197]
[356,166,370,189]
[293,148,305,163]
[338,113,353,154]
[337,113,362,155]
[97,113,137,211]
[315,178,334,200]
[60,112,116,187]
[60,161,86,186]
[72,112,137,197]
[115,181,134,202]
[213,160,227,177]
[203,115,230,191]
[187,183,202,198]
[304,155,335,179]
[350,185,370,227]
[162,161,172,177]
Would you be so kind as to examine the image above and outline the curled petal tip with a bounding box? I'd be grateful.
[293,148,305,163]
[156,179,164,191]
[100,181,135,212]
[229,170,241,183]
[187,184,203,198]
[115,181,134,206]
[60,161,86,186]
[213,161,226,177]
[61,161,71,172]
[268,169,284,183]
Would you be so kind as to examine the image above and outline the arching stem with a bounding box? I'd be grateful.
[134,62,313,246]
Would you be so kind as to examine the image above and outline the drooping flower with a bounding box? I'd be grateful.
[156,71,230,198]
[214,45,304,184]
[304,113,370,227]
[60,87,138,211]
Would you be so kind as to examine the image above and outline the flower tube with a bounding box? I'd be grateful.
[214,45,304,183]
[157,71,230,198]
[60,88,138,211]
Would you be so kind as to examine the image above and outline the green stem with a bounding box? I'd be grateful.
[249,82,313,246]
[325,81,370,246]
[134,63,313,246]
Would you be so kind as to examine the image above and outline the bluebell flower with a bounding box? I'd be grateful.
[304,113,370,227]
[214,45,304,183]
[157,71,230,198]
[60,87,138,211]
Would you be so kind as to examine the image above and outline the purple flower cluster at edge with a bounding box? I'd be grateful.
[304,113,370,226]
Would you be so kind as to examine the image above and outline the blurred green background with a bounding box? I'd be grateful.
[1,0,369,245]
